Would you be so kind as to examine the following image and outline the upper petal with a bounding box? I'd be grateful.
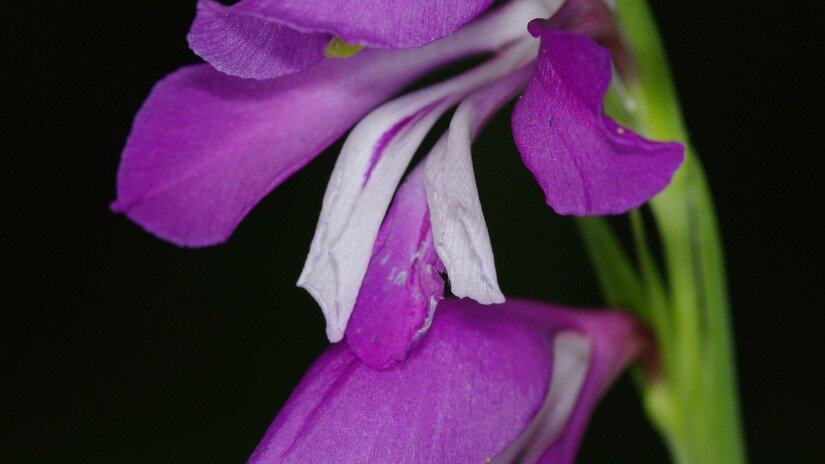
[187,0,331,79]
[112,30,505,247]
[512,29,684,216]
[228,0,496,49]
[345,165,445,369]
[248,298,648,464]
[188,0,559,78]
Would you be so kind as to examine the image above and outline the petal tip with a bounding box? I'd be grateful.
[298,278,348,343]
[527,18,551,38]
[325,323,345,343]
[113,203,231,248]
[450,280,505,305]
[109,198,125,214]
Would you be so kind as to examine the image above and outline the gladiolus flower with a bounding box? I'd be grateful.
[112,0,683,349]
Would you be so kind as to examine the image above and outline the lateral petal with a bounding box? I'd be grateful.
[512,29,683,216]
[112,27,510,247]
[425,65,534,305]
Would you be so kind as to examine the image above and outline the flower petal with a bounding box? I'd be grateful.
[491,299,648,463]
[298,40,539,342]
[188,0,558,78]
[512,29,684,216]
[113,1,555,247]
[228,0,496,49]
[425,65,534,305]
[491,331,591,463]
[248,298,648,463]
[112,27,515,247]
[187,0,330,79]
[345,165,445,369]
[530,0,632,82]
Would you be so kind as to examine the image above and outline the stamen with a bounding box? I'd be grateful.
[324,37,365,59]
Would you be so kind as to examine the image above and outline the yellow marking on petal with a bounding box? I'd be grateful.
[324,37,365,59]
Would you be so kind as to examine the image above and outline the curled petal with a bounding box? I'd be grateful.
[248,298,649,464]
[531,0,629,76]
[512,29,684,216]
[187,0,331,79]
[345,165,445,369]
[425,65,534,305]
[299,40,539,342]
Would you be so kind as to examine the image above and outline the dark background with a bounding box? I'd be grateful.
[5,1,822,462]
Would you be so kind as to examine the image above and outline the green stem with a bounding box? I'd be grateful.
[576,217,647,320]
[580,1,747,463]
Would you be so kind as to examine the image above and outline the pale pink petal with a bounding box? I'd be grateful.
[425,65,534,305]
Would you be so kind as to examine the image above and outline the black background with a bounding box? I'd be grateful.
[5,1,822,462]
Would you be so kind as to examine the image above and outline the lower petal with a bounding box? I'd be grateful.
[345,165,445,369]
[248,298,649,464]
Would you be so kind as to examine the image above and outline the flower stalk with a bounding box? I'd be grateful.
[579,1,747,462]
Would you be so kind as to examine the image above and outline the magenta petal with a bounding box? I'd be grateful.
[187,0,330,79]
[248,298,648,463]
[112,41,484,247]
[512,29,684,215]
[536,325,637,462]
[494,299,649,463]
[233,0,495,49]
[345,165,445,369]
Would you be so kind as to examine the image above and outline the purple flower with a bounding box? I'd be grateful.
[248,297,651,463]
[112,0,683,352]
